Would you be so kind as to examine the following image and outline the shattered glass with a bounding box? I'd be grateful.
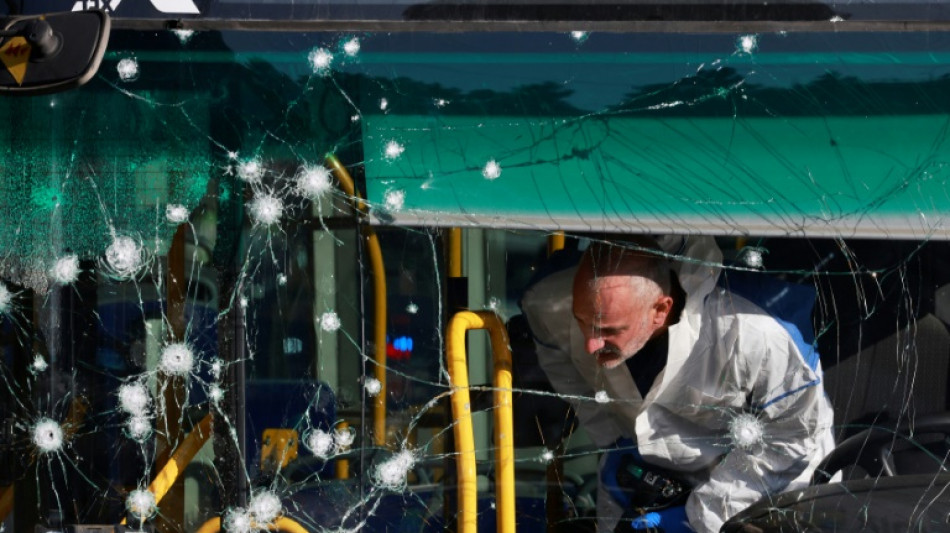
[1,9,950,533]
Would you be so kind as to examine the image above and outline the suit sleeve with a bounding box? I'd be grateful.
[685,320,835,533]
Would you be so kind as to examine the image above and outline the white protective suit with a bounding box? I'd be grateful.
[521,236,836,533]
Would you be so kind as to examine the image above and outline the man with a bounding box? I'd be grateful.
[521,236,835,533]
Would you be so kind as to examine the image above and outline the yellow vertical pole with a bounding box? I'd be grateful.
[325,155,388,447]
[446,311,515,533]
[448,228,463,278]
[547,232,565,256]
[491,317,515,533]
[335,421,350,479]
[446,314,477,533]
[364,231,388,446]
[0,486,12,523]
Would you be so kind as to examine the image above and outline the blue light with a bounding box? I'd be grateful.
[393,336,414,352]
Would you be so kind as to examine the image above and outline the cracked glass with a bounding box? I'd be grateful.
[1,4,950,533]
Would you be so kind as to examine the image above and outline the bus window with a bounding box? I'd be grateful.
[1,8,950,533]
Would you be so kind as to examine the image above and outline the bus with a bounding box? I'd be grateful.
[1,1,950,531]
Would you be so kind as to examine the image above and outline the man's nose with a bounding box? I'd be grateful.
[585,336,605,354]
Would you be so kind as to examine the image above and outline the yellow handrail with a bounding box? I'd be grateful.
[446,311,515,533]
[121,412,214,526]
[149,412,214,507]
[195,516,310,533]
[326,154,388,448]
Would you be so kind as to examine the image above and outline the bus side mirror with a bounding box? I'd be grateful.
[0,9,110,95]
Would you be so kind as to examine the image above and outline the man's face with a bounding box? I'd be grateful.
[572,276,656,369]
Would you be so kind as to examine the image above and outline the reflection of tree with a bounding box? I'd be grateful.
[335,64,950,119]
[609,67,950,117]
[358,76,583,116]
[611,67,753,116]
[760,71,950,115]
[481,81,583,115]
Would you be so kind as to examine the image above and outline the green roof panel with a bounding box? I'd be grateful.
[364,113,950,237]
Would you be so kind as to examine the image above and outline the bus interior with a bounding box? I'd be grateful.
[2,1,950,531]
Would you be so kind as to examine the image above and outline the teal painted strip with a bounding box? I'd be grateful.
[362,114,950,231]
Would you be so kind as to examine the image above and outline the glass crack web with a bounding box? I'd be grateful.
[0,22,949,533]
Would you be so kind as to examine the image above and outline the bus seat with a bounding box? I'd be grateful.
[822,313,950,440]
[244,380,335,473]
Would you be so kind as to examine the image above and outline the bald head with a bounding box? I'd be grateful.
[572,242,674,369]
[575,242,671,296]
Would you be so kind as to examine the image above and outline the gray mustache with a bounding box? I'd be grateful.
[594,347,621,357]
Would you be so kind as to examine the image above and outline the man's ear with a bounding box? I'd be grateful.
[653,296,674,326]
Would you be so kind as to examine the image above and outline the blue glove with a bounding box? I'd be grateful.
[628,506,692,532]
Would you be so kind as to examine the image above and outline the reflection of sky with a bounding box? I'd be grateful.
[215,27,950,111]
[330,32,950,111]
